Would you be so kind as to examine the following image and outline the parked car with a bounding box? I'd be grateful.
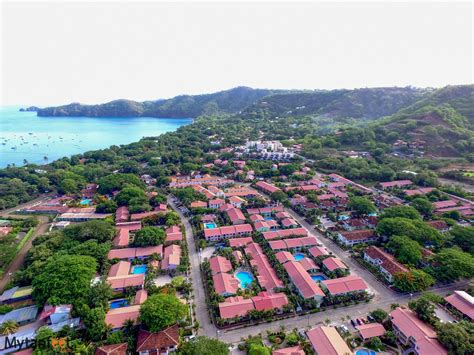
[367,315,375,322]
[356,318,363,325]
[351,319,357,327]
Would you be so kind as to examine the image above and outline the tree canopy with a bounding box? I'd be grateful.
[348,196,376,216]
[32,255,97,307]
[63,220,115,243]
[393,269,435,292]
[139,294,187,332]
[133,227,165,247]
[380,205,421,220]
[387,235,422,265]
[179,336,229,355]
[431,248,474,282]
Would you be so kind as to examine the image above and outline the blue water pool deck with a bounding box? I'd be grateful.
[80,199,91,205]
[132,265,147,274]
[204,222,217,229]
[109,299,129,309]
[235,271,254,289]
[355,349,376,355]
[293,253,305,261]
[311,274,328,282]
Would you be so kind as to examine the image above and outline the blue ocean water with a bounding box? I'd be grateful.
[0,106,192,167]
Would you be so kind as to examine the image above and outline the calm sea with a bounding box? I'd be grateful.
[0,106,192,167]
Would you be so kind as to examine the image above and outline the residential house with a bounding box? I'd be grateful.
[0,286,33,305]
[308,246,330,259]
[321,276,368,296]
[364,246,408,283]
[379,180,413,190]
[161,244,181,271]
[218,292,288,319]
[115,206,129,223]
[190,201,207,209]
[203,224,253,242]
[229,196,246,208]
[226,207,246,225]
[321,257,348,273]
[245,242,284,291]
[283,261,325,304]
[209,256,233,275]
[306,326,352,355]
[444,291,474,321]
[357,323,386,340]
[262,227,307,240]
[272,346,305,355]
[255,181,281,194]
[95,343,128,355]
[136,324,179,355]
[336,229,377,247]
[105,305,140,330]
[228,237,253,248]
[108,246,163,261]
[0,305,38,326]
[213,272,240,296]
[390,307,447,355]
[209,198,226,209]
[165,225,182,243]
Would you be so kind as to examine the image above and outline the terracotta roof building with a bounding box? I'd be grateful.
[283,261,325,302]
[95,343,128,355]
[306,326,352,355]
[272,346,305,355]
[209,256,233,275]
[161,244,181,270]
[444,291,474,320]
[322,257,347,272]
[245,242,284,291]
[136,324,179,355]
[364,246,408,283]
[321,275,368,296]
[337,230,377,247]
[356,323,386,340]
[390,307,447,355]
[213,272,240,296]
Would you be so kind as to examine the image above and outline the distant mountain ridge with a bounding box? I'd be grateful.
[36,87,283,118]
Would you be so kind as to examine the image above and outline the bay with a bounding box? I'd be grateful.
[0,106,192,167]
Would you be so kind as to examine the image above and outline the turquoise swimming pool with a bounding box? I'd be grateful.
[109,299,128,309]
[235,271,254,289]
[204,222,217,229]
[311,275,327,282]
[355,349,376,355]
[80,199,91,205]
[293,253,305,261]
[132,265,147,274]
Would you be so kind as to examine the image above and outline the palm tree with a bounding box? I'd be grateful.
[0,320,19,335]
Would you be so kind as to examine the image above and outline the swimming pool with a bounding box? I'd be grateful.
[311,275,328,282]
[355,349,376,355]
[204,222,217,229]
[109,299,128,309]
[132,265,147,274]
[293,253,305,261]
[80,199,91,205]
[264,217,274,221]
[235,271,254,289]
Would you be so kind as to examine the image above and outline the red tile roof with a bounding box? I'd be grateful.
[213,272,240,295]
[339,229,376,241]
[306,326,352,355]
[445,291,474,320]
[281,218,298,228]
[113,228,130,247]
[275,251,294,264]
[263,227,308,240]
[308,246,330,258]
[209,256,233,275]
[272,346,305,355]
[108,261,131,277]
[115,207,129,223]
[108,246,163,260]
[136,324,179,353]
[283,261,325,299]
[298,257,318,271]
[322,275,368,295]
[95,343,128,355]
[390,307,447,355]
[356,323,386,340]
[255,181,281,194]
[433,200,457,210]
[229,237,253,248]
[245,242,284,290]
[105,305,140,329]
[252,291,288,311]
[161,244,181,270]
[133,289,148,305]
[218,296,255,319]
[190,200,207,208]
[380,180,413,188]
[107,274,145,289]
[364,246,408,276]
[165,225,182,242]
[322,257,347,271]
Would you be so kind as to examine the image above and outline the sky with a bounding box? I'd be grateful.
[1,1,473,106]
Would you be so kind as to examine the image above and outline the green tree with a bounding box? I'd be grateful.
[376,217,444,247]
[370,309,388,323]
[393,269,435,292]
[97,173,145,194]
[88,279,113,309]
[437,321,474,355]
[387,235,422,265]
[22,217,39,228]
[32,255,97,307]
[0,320,18,335]
[96,199,118,213]
[34,326,54,351]
[411,198,433,216]
[59,178,78,194]
[63,220,115,243]
[270,190,287,202]
[179,336,230,355]
[83,306,108,341]
[367,336,383,351]
[409,297,436,324]
[139,294,187,332]
[115,186,148,207]
[133,227,165,247]
[432,248,474,282]
[450,225,474,254]
[380,205,421,220]
[348,196,376,216]
[248,344,271,355]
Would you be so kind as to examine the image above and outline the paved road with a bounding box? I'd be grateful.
[283,205,397,302]
[168,194,468,344]
[167,196,215,338]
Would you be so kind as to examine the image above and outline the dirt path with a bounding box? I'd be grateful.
[438,178,474,193]
[0,215,50,292]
